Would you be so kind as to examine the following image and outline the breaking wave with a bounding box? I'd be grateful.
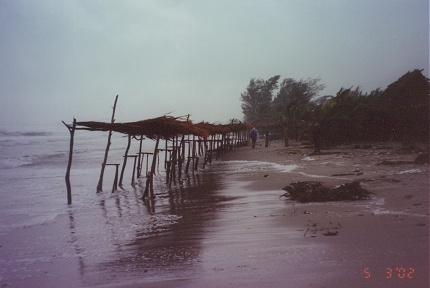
[0,130,53,137]
[0,153,67,169]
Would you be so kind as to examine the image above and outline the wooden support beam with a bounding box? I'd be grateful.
[143,136,160,199]
[63,118,76,205]
[119,134,131,187]
[130,155,138,187]
[97,95,118,192]
[192,135,196,173]
[194,156,199,171]
[202,139,208,169]
[137,152,153,177]
[170,139,176,186]
[136,136,144,177]
[178,135,185,180]
[135,152,153,177]
[165,160,171,184]
[106,163,120,192]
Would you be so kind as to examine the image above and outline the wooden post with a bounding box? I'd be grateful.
[185,136,191,174]
[143,152,153,176]
[131,155,138,187]
[113,164,119,191]
[194,156,199,171]
[178,135,184,180]
[143,136,160,199]
[97,95,118,192]
[119,134,131,187]
[137,136,144,177]
[192,135,196,172]
[165,161,171,184]
[170,139,176,185]
[63,118,76,205]
[209,135,213,164]
[106,163,120,192]
[202,138,208,169]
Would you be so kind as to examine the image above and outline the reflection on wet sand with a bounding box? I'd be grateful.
[71,170,236,286]
[67,210,87,278]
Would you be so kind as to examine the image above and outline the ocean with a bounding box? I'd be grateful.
[0,123,205,286]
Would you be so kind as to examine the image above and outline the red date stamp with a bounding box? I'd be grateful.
[363,267,415,279]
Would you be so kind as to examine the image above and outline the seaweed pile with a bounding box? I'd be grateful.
[281,180,372,203]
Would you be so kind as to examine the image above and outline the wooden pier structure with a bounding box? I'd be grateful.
[63,101,250,204]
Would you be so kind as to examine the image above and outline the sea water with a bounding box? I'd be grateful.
[0,123,187,286]
[0,123,137,233]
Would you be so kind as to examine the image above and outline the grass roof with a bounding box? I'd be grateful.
[76,115,250,139]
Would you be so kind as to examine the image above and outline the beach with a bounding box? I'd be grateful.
[217,140,429,288]
[0,131,428,288]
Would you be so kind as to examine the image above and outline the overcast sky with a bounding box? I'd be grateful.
[0,0,428,126]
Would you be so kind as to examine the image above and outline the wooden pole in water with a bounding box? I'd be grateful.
[185,135,191,174]
[113,164,119,191]
[137,136,143,177]
[170,138,176,185]
[131,155,138,187]
[192,135,196,172]
[119,134,131,187]
[97,95,118,192]
[106,163,120,192]
[144,136,160,199]
[63,118,76,205]
[178,135,184,180]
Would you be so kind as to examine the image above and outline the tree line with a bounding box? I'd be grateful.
[240,69,429,149]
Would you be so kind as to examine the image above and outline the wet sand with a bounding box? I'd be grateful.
[1,140,428,288]
[213,140,430,288]
[97,140,429,288]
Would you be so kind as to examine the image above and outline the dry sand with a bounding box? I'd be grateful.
[118,139,429,288]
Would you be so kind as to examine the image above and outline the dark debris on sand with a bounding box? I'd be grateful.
[281,180,373,203]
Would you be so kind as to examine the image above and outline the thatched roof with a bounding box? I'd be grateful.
[225,122,252,132]
[194,122,252,135]
[76,116,251,140]
[76,116,209,140]
[194,122,230,135]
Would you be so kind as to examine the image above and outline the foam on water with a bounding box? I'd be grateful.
[301,156,316,161]
[295,171,350,180]
[343,196,428,218]
[396,168,423,174]
[214,160,299,174]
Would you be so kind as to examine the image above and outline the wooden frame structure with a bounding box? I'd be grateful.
[63,99,250,204]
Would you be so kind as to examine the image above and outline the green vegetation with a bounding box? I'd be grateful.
[240,69,429,148]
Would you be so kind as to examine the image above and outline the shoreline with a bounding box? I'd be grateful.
[0,139,428,288]
[116,139,429,287]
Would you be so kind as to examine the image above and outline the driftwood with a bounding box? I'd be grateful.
[281,180,372,203]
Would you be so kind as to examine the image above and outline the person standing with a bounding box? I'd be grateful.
[250,127,258,148]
